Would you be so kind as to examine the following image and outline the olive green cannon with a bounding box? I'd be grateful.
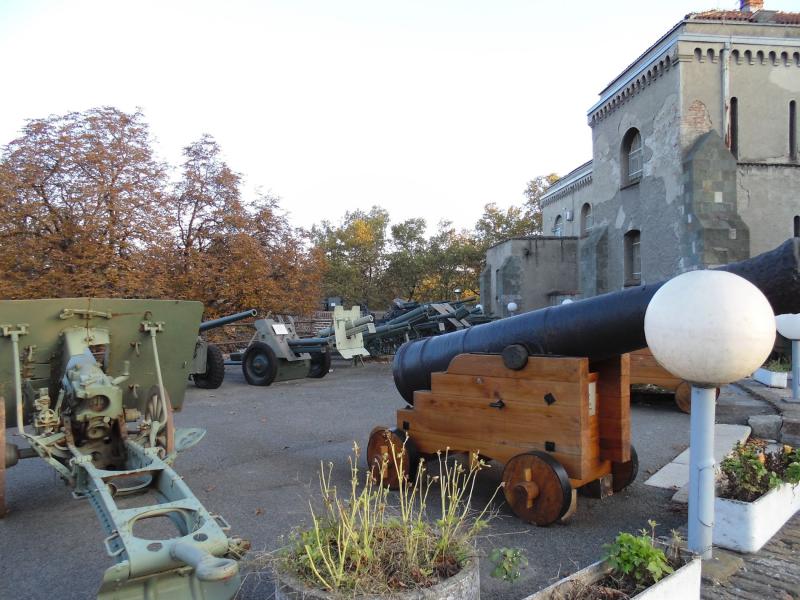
[191,309,257,389]
[0,298,246,599]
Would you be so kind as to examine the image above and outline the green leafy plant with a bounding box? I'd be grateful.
[602,520,674,591]
[763,358,791,372]
[278,441,499,595]
[720,442,800,502]
[489,547,528,583]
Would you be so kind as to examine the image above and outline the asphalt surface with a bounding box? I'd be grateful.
[0,361,767,600]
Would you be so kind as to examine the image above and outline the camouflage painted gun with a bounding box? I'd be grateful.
[191,309,257,389]
[0,298,246,599]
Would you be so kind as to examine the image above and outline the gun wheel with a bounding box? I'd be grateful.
[674,382,720,413]
[502,451,573,526]
[143,385,174,456]
[242,341,278,386]
[366,427,419,490]
[193,343,225,389]
[307,350,331,379]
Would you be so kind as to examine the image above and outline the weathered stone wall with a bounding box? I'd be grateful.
[482,237,578,316]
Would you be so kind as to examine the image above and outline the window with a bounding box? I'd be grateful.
[580,203,593,235]
[730,97,739,158]
[622,128,642,186]
[553,215,563,237]
[624,230,641,286]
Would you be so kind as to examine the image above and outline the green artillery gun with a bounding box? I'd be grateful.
[229,316,332,386]
[191,309,257,389]
[1,298,245,600]
[228,306,372,386]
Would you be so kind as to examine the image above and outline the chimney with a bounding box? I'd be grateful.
[740,0,764,11]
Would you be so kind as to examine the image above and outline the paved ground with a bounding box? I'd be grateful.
[0,361,785,599]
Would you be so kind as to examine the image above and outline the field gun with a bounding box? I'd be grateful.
[1,298,245,599]
[229,316,332,386]
[191,309,257,389]
[369,238,800,527]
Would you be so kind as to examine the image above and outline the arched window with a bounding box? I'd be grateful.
[553,215,563,237]
[622,128,643,186]
[580,203,593,235]
[624,230,641,286]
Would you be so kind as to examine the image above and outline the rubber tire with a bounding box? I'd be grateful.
[242,341,278,386]
[307,350,331,379]
[192,343,225,389]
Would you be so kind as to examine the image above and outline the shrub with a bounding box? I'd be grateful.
[602,520,674,592]
[719,442,800,502]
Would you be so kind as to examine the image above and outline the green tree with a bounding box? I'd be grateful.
[523,173,560,234]
[382,218,429,301]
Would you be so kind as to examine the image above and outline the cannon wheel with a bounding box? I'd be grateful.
[674,382,720,414]
[242,342,278,386]
[192,343,225,389]
[579,445,639,498]
[307,350,331,379]
[366,427,419,490]
[502,451,573,526]
[143,385,175,456]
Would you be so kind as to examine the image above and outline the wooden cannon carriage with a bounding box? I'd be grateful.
[368,348,637,526]
[370,240,800,526]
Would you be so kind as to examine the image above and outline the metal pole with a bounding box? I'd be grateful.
[688,385,716,559]
[792,340,800,402]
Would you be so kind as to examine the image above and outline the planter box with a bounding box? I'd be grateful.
[752,368,788,388]
[714,481,800,553]
[274,556,479,600]
[523,545,700,600]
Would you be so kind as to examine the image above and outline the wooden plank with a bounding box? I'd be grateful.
[629,348,681,388]
[591,354,630,463]
[399,397,584,456]
[445,354,586,383]
[414,391,582,423]
[429,373,585,407]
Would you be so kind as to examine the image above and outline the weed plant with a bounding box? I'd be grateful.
[278,440,498,596]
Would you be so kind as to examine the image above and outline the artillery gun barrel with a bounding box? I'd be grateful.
[370,322,411,337]
[288,337,330,347]
[199,309,257,332]
[393,238,800,404]
[384,305,429,326]
[316,314,375,338]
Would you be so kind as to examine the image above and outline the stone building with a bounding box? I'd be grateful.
[482,1,800,315]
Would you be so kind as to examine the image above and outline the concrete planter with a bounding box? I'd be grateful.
[522,544,700,600]
[752,367,788,388]
[274,556,479,600]
[714,481,800,553]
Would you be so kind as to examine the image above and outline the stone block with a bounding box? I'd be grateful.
[748,414,783,440]
[780,417,800,446]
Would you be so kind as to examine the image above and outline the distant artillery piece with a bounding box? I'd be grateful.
[0,298,245,599]
[370,238,800,526]
[190,309,257,389]
[229,316,333,386]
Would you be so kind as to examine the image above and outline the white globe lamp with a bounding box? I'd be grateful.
[776,313,800,403]
[644,270,775,559]
[507,301,518,315]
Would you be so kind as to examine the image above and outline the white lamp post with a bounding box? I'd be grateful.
[507,301,518,316]
[776,314,800,403]
[644,270,775,559]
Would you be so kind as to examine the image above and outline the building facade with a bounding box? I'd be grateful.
[483,2,800,313]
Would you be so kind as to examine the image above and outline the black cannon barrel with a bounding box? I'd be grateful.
[198,309,257,332]
[393,238,800,404]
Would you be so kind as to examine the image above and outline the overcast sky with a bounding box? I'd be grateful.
[1,0,797,233]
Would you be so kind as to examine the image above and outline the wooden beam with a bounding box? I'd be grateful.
[591,354,631,463]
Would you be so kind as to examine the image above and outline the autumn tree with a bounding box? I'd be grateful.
[417,221,482,300]
[0,107,169,298]
[312,207,390,308]
[523,173,560,234]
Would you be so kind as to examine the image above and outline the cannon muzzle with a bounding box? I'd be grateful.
[198,309,257,332]
[393,238,800,404]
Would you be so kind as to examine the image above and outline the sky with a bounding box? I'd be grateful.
[1,0,798,233]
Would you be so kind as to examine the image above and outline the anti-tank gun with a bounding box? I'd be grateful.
[191,308,257,389]
[1,298,245,599]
